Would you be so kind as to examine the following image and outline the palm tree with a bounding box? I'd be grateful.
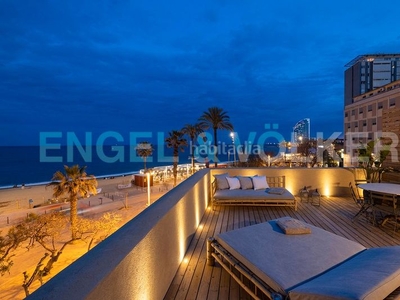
[165,130,187,187]
[181,123,204,174]
[47,165,98,240]
[198,106,234,168]
[136,141,154,171]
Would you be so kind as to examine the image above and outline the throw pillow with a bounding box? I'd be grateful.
[226,177,241,190]
[277,218,311,235]
[252,175,269,190]
[237,176,253,190]
[214,173,229,190]
[267,188,285,195]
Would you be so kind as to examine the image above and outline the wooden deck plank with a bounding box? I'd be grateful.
[164,206,214,299]
[164,196,400,300]
[206,206,230,300]
[318,196,399,247]
[184,208,221,300]
[195,208,225,299]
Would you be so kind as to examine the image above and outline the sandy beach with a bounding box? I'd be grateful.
[0,174,176,299]
[1,175,135,209]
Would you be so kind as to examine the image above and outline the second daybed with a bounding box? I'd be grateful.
[207,217,400,299]
[212,174,297,210]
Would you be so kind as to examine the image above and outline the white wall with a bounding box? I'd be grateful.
[28,169,211,300]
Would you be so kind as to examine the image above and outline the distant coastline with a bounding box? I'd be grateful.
[0,144,280,189]
[0,170,141,190]
[0,145,193,189]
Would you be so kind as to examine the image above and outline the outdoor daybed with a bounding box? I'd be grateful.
[212,174,297,210]
[207,217,400,300]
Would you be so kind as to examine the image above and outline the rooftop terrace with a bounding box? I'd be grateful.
[165,199,400,300]
[27,167,400,300]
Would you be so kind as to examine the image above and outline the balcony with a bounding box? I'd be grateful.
[27,168,400,300]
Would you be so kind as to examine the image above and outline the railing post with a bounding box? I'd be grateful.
[207,237,215,266]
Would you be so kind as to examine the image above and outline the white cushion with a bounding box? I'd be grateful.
[226,177,241,190]
[252,176,269,190]
[289,246,400,300]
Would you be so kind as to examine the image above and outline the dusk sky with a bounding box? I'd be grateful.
[1,0,399,146]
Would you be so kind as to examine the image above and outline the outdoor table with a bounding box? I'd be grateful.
[358,183,400,228]
[358,183,400,196]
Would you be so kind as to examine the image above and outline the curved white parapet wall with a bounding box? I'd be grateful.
[28,169,211,300]
[27,168,355,300]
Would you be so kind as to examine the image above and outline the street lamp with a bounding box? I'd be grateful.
[230,132,236,166]
[298,136,304,166]
[146,172,151,206]
[286,141,292,167]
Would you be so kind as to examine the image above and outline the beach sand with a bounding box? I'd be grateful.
[0,175,137,210]
[0,174,177,299]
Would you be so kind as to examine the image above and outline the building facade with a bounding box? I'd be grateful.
[344,79,400,169]
[344,54,400,106]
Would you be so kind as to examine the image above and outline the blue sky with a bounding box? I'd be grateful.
[1,0,399,146]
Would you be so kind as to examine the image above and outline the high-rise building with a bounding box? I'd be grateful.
[292,118,310,143]
[344,54,400,106]
[344,54,400,169]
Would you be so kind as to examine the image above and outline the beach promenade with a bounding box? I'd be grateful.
[0,175,172,226]
[0,175,174,300]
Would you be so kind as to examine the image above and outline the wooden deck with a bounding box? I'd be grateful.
[164,196,400,300]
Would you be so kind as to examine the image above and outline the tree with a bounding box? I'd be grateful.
[295,138,319,167]
[16,211,121,296]
[20,212,71,296]
[165,130,187,187]
[75,212,122,251]
[47,165,98,240]
[136,142,153,171]
[358,139,391,182]
[181,123,204,174]
[0,227,26,276]
[246,154,266,167]
[198,106,233,168]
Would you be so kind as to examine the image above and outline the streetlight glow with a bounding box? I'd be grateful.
[230,132,236,166]
[146,172,151,206]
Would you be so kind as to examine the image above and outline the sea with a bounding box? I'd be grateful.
[0,144,281,189]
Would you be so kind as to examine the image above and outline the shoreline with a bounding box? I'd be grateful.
[0,161,209,190]
[0,170,141,190]
[0,162,207,209]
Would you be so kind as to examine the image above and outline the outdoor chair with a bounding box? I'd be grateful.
[353,167,368,185]
[368,191,400,233]
[350,182,373,223]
